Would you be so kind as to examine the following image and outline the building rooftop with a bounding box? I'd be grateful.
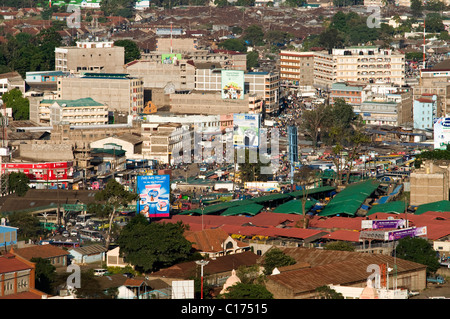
[41,97,104,107]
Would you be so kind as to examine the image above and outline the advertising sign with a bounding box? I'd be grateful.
[387,226,427,241]
[221,70,244,100]
[161,53,182,64]
[233,113,260,148]
[361,219,407,230]
[137,174,170,218]
[434,117,450,150]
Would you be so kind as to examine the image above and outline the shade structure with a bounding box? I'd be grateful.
[366,201,406,216]
[273,198,318,214]
[319,180,380,217]
[221,203,264,216]
[415,200,450,215]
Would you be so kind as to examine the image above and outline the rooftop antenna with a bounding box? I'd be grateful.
[423,19,426,69]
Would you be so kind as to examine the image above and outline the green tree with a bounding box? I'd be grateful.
[8,212,42,240]
[243,25,265,46]
[262,248,296,275]
[74,269,108,299]
[395,237,440,276]
[114,39,141,64]
[117,214,193,273]
[324,241,355,251]
[411,0,423,17]
[94,179,138,249]
[236,149,270,183]
[218,38,247,53]
[7,172,30,196]
[318,28,343,50]
[246,51,259,70]
[1,89,29,120]
[300,103,331,147]
[31,257,56,294]
[425,13,445,33]
[220,282,273,299]
[316,285,345,299]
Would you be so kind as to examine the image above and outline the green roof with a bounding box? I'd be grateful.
[91,148,126,157]
[221,203,264,216]
[415,200,450,215]
[273,198,317,215]
[40,97,104,107]
[319,180,380,217]
[366,201,406,216]
[251,193,291,203]
[288,186,336,198]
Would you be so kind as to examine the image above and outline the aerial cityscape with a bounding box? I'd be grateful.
[2,0,450,304]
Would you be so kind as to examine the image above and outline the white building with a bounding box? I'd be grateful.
[314,46,405,90]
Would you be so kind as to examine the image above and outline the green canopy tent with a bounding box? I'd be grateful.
[221,203,264,216]
[414,200,450,215]
[273,198,318,215]
[366,201,406,216]
[319,179,380,217]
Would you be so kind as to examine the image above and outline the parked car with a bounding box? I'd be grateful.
[94,269,107,277]
[62,230,70,237]
[70,230,78,237]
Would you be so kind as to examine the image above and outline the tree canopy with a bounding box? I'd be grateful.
[117,214,193,273]
[395,237,440,275]
[262,248,296,275]
[113,39,141,64]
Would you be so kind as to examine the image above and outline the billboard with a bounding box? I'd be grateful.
[361,219,407,230]
[221,70,244,100]
[161,53,182,64]
[387,226,427,241]
[233,113,260,148]
[434,117,450,150]
[137,174,170,218]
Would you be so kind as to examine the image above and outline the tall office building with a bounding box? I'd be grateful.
[55,41,125,74]
[313,46,405,89]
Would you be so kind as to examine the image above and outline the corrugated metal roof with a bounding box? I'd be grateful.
[69,244,107,255]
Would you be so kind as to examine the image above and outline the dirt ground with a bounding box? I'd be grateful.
[410,280,450,299]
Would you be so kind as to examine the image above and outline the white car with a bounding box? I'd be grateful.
[62,231,70,237]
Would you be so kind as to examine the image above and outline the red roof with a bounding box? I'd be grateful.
[321,230,361,242]
[0,253,34,274]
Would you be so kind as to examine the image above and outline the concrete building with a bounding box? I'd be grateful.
[169,91,256,115]
[36,97,109,126]
[194,68,279,114]
[125,59,196,91]
[0,72,25,97]
[141,122,186,164]
[413,94,438,130]
[414,68,450,116]
[279,50,315,88]
[56,73,144,115]
[25,71,68,84]
[314,46,405,90]
[410,160,450,206]
[155,37,198,53]
[142,49,247,72]
[54,40,125,74]
[330,82,369,107]
[358,88,413,126]
[90,134,143,160]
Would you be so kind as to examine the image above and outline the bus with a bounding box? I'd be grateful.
[79,229,103,242]
[76,214,93,227]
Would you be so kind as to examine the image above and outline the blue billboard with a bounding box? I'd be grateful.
[137,174,170,218]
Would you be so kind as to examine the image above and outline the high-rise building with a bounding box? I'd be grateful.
[55,41,125,74]
[279,50,315,88]
[313,46,405,89]
[56,73,144,115]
